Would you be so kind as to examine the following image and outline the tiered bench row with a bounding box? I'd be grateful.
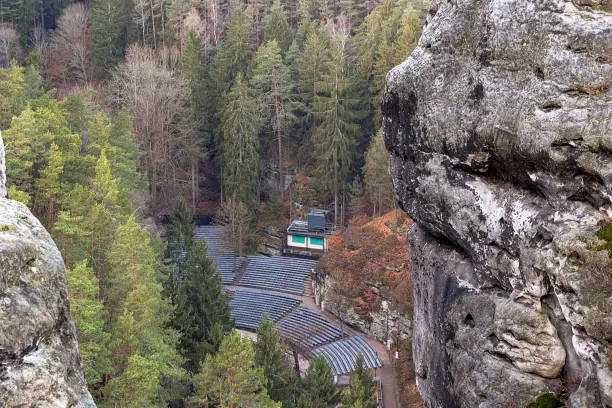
[230,290,301,330]
[195,226,233,255]
[194,226,244,284]
[312,336,382,376]
[238,256,317,294]
[277,307,344,349]
[212,255,244,285]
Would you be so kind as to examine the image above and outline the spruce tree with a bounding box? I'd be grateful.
[343,354,376,408]
[254,315,293,403]
[250,39,295,198]
[173,239,233,371]
[192,331,280,407]
[312,32,358,224]
[91,0,127,79]
[219,72,261,204]
[263,3,293,54]
[212,9,251,96]
[166,196,195,264]
[297,355,340,408]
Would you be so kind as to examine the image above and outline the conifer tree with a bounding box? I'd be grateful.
[363,129,394,217]
[166,196,195,263]
[343,354,376,408]
[297,355,340,408]
[212,8,250,96]
[105,217,183,406]
[66,260,111,388]
[254,315,293,403]
[35,142,63,228]
[183,29,214,143]
[192,331,280,408]
[263,3,292,54]
[312,29,358,224]
[219,72,261,204]
[91,0,127,79]
[250,39,295,198]
[173,239,233,371]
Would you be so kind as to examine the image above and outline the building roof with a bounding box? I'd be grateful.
[287,220,334,237]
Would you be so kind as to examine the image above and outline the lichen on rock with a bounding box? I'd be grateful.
[383,0,611,406]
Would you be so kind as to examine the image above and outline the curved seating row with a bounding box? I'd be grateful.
[229,290,301,330]
[277,307,344,349]
[238,256,317,294]
[312,336,382,376]
[212,255,244,284]
[195,226,234,255]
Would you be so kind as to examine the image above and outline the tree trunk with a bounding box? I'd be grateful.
[191,163,196,211]
[274,70,283,200]
[149,0,157,48]
[292,348,301,378]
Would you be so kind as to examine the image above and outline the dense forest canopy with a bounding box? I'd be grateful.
[0,0,428,405]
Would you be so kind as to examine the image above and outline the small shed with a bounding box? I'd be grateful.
[286,210,334,255]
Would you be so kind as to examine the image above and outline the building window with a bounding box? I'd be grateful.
[292,235,306,244]
[310,237,324,246]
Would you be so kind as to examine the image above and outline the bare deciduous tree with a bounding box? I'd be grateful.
[47,3,91,89]
[0,25,22,68]
[111,45,199,214]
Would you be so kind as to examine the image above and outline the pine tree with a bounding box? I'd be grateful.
[105,217,183,406]
[173,239,233,371]
[0,62,25,129]
[254,315,293,403]
[35,142,63,228]
[343,354,376,408]
[66,260,111,388]
[192,331,280,408]
[219,72,261,204]
[297,355,340,408]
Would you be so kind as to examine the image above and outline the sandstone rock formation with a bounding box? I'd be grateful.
[382,0,611,406]
[0,135,95,406]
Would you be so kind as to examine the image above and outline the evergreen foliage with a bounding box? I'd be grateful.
[91,0,127,79]
[254,315,293,403]
[343,354,376,408]
[192,331,280,408]
[219,72,261,204]
[297,355,340,408]
[173,239,233,372]
[166,196,195,264]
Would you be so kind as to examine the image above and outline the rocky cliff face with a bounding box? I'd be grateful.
[0,133,95,407]
[382,1,611,406]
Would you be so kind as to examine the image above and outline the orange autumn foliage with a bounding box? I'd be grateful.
[320,210,414,316]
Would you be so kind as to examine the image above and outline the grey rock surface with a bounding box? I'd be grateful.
[0,196,95,406]
[382,0,612,406]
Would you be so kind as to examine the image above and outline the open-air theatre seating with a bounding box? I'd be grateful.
[312,336,382,376]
